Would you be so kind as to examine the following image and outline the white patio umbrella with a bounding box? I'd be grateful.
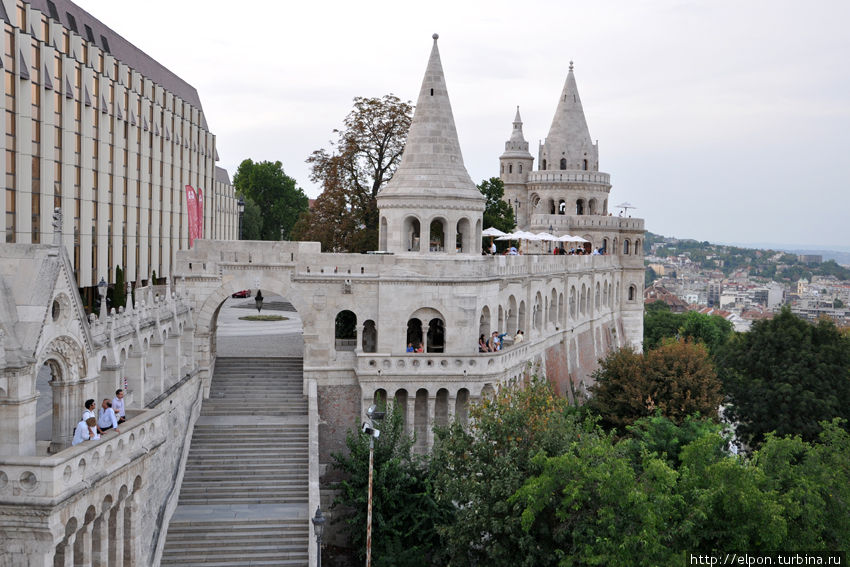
[481,227,508,237]
[535,232,558,241]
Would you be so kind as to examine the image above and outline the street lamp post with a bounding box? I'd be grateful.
[237,197,245,240]
[311,506,325,567]
[97,277,107,320]
[254,290,264,313]
[362,405,385,567]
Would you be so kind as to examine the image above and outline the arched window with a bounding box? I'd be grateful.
[583,159,588,170]
[507,296,518,332]
[508,164,513,174]
[362,320,377,353]
[635,239,641,256]
[542,159,547,170]
[548,198,556,215]
[602,238,609,254]
[404,216,420,252]
[457,218,471,253]
[427,318,445,353]
[429,218,446,252]
[518,164,523,174]
[576,199,585,215]
[335,310,357,351]
[479,306,491,339]
[560,158,567,170]
[628,285,637,301]
[623,239,630,255]
[518,300,526,332]
[588,198,597,215]
[558,200,566,214]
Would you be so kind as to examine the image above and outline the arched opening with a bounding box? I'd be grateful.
[406,318,423,351]
[588,198,598,215]
[456,217,471,253]
[379,217,388,250]
[602,237,609,254]
[403,216,421,252]
[455,389,470,427]
[623,239,630,255]
[583,159,588,170]
[559,158,567,170]
[335,310,357,351]
[533,292,543,331]
[427,318,445,353]
[414,388,429,454]
[508,164,513,174]
[518,300,526,332]
[429,218,446,252]
[558,200,566,214]
[518,164,523,173]
[507,296,518,332]
[547,198,555,215]
[362,320,377,353]
[635,239,641,256]
[628,285,637,301]
[479,306,491,339]
[435,389,449,427]
[541,159,547,170]
[576,199,585,215]
[394,389,409,433]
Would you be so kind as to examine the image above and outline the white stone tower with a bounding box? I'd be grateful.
[499,107,534,227]
[377,34,486,255]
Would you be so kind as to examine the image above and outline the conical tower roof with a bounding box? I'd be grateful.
[539,62,598,171]
[378,34,484,205]
[501,106,533,159]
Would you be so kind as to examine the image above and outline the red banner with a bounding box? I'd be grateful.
[185,185,198,247]
[196,186,205,239]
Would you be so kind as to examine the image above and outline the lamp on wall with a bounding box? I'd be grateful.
[311,506,325,567]
[237,197,245,240]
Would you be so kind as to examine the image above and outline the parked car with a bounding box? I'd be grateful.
[231,290,251,298]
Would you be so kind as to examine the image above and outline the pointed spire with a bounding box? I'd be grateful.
[539,62,598,171]
[501,106,532,159]
[379,34,483,202]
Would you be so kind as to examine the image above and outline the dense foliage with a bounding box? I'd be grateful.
[718,307,850,446]
[232,159,308,240]
[644,301,734,356]
[478,177,516,236]
[292,95,413,252]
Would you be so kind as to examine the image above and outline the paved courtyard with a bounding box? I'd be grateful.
[215,293,304,358]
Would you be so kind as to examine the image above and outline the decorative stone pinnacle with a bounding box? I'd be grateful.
[432,33,439,41]
[569,60,574,71]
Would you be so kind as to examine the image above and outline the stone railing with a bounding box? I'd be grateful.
[356,342,534,379]
[530,214,645,233]
[526,170,611,185]
[0,408,165,504]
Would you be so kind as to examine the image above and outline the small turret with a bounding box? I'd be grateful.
[499,107,534,228]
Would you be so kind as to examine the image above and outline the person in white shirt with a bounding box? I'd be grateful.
[98,399,119,433]
[72,417,98,446]
[112,389,126,424]
[82,399,97,421]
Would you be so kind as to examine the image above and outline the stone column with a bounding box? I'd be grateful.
[74,522,93,566]
[447,222,458,254]
[108,500,125,567]
[61,533,76,567]
[124,495,140,566]
[426,395,435,450]
[50,380,76,453]
[91,515,107,567]
[404,394,415,438]
[447,394,456,423]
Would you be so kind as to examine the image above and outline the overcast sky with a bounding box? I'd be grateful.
[75,0,850,249]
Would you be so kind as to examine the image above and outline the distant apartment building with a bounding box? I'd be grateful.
[798,254,822,265]
[1,0,239,304]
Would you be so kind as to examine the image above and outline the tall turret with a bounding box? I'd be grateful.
[499,107,534,227]
[377,34,485,255]
[538,62,598,172]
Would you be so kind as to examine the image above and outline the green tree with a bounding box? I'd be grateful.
[240,197,263,240]
[478,177,515,234]
[644,302,733,357]
[292,95,413,252]
[589,341,723,433]
[644,301,684,351]
[718,308,850,447]
[331,401,444,567]
[232,159,308,240]
[431,377,581,567]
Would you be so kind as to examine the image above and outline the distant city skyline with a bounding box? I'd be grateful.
[75,0,850,248]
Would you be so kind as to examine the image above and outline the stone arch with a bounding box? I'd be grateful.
[530,193,541,209]
[546,197,555,215]
[602,237,609,254]
[413,388,429,453]
[455,388,470,426]
[334,310,357,351]
[474,218,482,243]
[507,295,518,332]
[518,300,527,333]
[569,286,577,319]
[394,389,409,433]
[628,284,637,302]
[429,217,448,252]
[380,216,388,250]
[362,320,377,353]
[456,217,471,253]
[623,239,630,255]
[559,157,567,170]
[588,198,598,215]
[435,388,449,427]
[576,199,585,215]
[373,388,387,407]
[479,306,491,339]
[403,215,421,252]
[558,199,566,214]
[408,307,445,353]
[541,159,547,170]
[480,383,496,400]
[635,238,641,256]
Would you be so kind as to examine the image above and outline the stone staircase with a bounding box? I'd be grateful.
[161,357,309,566]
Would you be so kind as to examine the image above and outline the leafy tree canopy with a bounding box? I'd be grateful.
[718,307,850,447]
[478,177,516,235]
[232,159,308,240]
[644,302,734,356]
[292,95,413,252]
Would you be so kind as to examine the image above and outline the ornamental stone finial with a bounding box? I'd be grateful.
[432,33,439,41]
[569,60,574,71]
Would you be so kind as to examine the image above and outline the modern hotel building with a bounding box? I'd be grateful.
[1,0,238,301]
